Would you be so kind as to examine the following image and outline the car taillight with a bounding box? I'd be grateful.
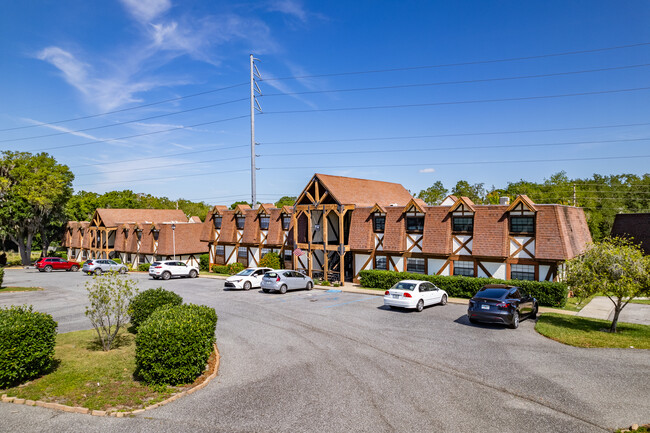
[276,276,281,282]
[496,302,511,309]
[384,291,390,295]
[403,293,412,298]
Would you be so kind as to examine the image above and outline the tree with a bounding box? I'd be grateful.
[85,273,139,351]
[452,180,486,204]
[416,181,448,205]
[565,237,650,332]
[0,152,74,264]
[274,196,296,208]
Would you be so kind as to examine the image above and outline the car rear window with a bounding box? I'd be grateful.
[476,288,508,298]
[151,262,161,266]
[265,272,278,278]
[391,282,416,291]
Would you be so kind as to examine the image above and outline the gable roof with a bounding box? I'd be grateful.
[93,208,187,228]
[448,196,477,213]
[403,198,427,214]
[535,205,592,260]
[506,195,537,213]
[300,173,413,207]
[257,203,276,215]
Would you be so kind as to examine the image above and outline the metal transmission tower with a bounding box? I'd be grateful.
[250,54,262,209]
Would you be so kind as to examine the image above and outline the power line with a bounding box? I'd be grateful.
[263,41,650,82]
[259,121,650,145]
[74,155,250,177]
[0,82,248,133]
[263,86,650,115]
[1,98,248,143]
[260,63,650,97]
[259,137,650,158]
[75,168,250,187]
[25,114,249,152]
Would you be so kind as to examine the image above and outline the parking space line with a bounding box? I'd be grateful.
[323,296,378,308]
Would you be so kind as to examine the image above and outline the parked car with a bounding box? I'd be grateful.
[225,267,273,290]
[34,257,80,272]
[260,270,314,294]
[82,259,128,275]
[467,284,538,329]
[383,280,448,312]
[148,260,199,280]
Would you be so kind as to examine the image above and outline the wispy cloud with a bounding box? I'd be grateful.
[119,0,171,23]
[267,0,308,22]
[419,168,435,173]
[23,117,114,142]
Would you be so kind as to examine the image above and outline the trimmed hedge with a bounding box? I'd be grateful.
[128,288,183,331]
[0,305,58,387]
[212,265,228,274]
[199,254,209,272]
[358,270,568,307]
[135,304,217,385]
[138,263,151,272]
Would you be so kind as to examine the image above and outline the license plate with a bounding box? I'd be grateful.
[392,294,400,299]
[481,304,490,310]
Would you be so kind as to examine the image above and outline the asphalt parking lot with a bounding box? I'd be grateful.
[1,269,648,433]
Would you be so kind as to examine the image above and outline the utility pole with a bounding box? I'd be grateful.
[250,54,262,209]
[573,184,577,207]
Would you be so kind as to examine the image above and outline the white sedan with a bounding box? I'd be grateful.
[383,280,448,312]
[149,261,199,280]
[224,267,273,290]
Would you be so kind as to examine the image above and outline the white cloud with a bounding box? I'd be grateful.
[419,168,435,173]
[119,0,171,23]
[23,117,113,142]
[267,0,307,22]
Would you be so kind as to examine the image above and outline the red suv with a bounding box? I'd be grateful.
[34,257,80,272]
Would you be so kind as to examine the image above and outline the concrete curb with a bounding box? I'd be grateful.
[1,342,220,417]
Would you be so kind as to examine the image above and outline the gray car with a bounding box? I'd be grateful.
[82,259,128,275]
[260,270,314,294]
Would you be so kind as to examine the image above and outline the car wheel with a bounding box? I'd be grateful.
[279,284,287,294]
[70,265,79,272]
[262,289,270,293]
[416,299,424,312]
[94,268,102,276]
[119,267,126,274]
[189,270,198,279]
[510,311,520,329]
[440,294,448,305]
[306,282,313,290]
[243,281,251,290]
[530,304,538,319]
[44,265,53,273]
[162,271,171,281]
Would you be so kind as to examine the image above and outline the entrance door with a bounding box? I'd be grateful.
[344,253,353,282]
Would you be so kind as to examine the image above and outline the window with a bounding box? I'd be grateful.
[406,257,425,274]
[259,216,270,230]
[453,260,474,277]
[236,216,245,230]
[215,245,225,256]
[511,264,535,281]
[284,250,292,261]
[152,230,159,241]
[406,216,424,233]
[261,248,271,257]
[124,230,129,239]
[136,230,142,241]
[453,216,473,232]
[238,247,247,258]
[213,215,222,229]
[374,255,387,270]
[510,216,534,234]
[373,215,385,232]
[282,215,291,230]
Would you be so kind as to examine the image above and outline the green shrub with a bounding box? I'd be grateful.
[358,270,568,307]
[226,262,245,275]
[199,254,209,272]
[138,263,151,272]
[259,252,281,269]
[112,257,122,264]
[0,267,4,287]
[212,265,229,274]
[129,288,183,331]
[0,305,58,387]
[135,304,217,385]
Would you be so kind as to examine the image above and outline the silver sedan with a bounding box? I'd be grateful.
[82,259,128,275]
[261,270,314,294]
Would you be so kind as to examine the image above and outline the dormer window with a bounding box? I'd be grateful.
[406,216,424,233]
[136,230,142,241]
[153,229,159,241]
[124,230,129,239]
[282,215,291,230]
[213,215,222,229]
[402,199,427,234]
[510,216,534,234]
[236,215,245,230]
[452,216,473,233]
[259,215,270,230]
[373,215,385,232]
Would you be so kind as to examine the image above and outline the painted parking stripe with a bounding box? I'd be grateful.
[323,296,378,308]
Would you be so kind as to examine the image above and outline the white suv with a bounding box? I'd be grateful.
[225,267,273,290]
[149,261,199,280]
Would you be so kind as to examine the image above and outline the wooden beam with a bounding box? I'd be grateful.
[323,212,329,282]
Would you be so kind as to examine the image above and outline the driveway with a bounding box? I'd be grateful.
[1,269,649,433]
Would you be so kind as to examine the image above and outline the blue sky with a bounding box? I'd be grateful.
[1,1,649,206]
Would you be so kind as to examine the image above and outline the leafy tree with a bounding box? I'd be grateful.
[416,181,448,205]
[0,151,74,264]
[274,196,296,208]
[85,273,139,351]
[452,180,486,204]
[565,237,650,332]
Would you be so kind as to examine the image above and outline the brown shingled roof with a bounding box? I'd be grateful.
[421,207,452,255]
[471,206,509,258]
[382,207,406,252]
[535,205,591,260]
[156,223,208,256]
[217,210,237,243]
[94,209,187,228]
[241,209,260,245]
[310,174,413,207]
[200,210,214,243]
[349,208,374,250]
[611,213,650,254]
[266,208,291,246]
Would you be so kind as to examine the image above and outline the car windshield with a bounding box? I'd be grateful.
[237,269,256,276]
[391,282,416,291]
[475,288,508,299]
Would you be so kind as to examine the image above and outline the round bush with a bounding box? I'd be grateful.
[259,252,280,269]
[135,304,217,385]
[199,254,209,272]
[128,288,183,331]
[0,305,57,387]
[227,262,245,275]
[138,263,151,272]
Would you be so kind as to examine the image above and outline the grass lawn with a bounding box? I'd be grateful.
[0,329,177,411]
[535,313,650,349]
[561,295,595,312]
[0,286,43,293]
[628,298,650,305]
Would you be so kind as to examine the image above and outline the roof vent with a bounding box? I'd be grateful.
[499,197,510,205]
